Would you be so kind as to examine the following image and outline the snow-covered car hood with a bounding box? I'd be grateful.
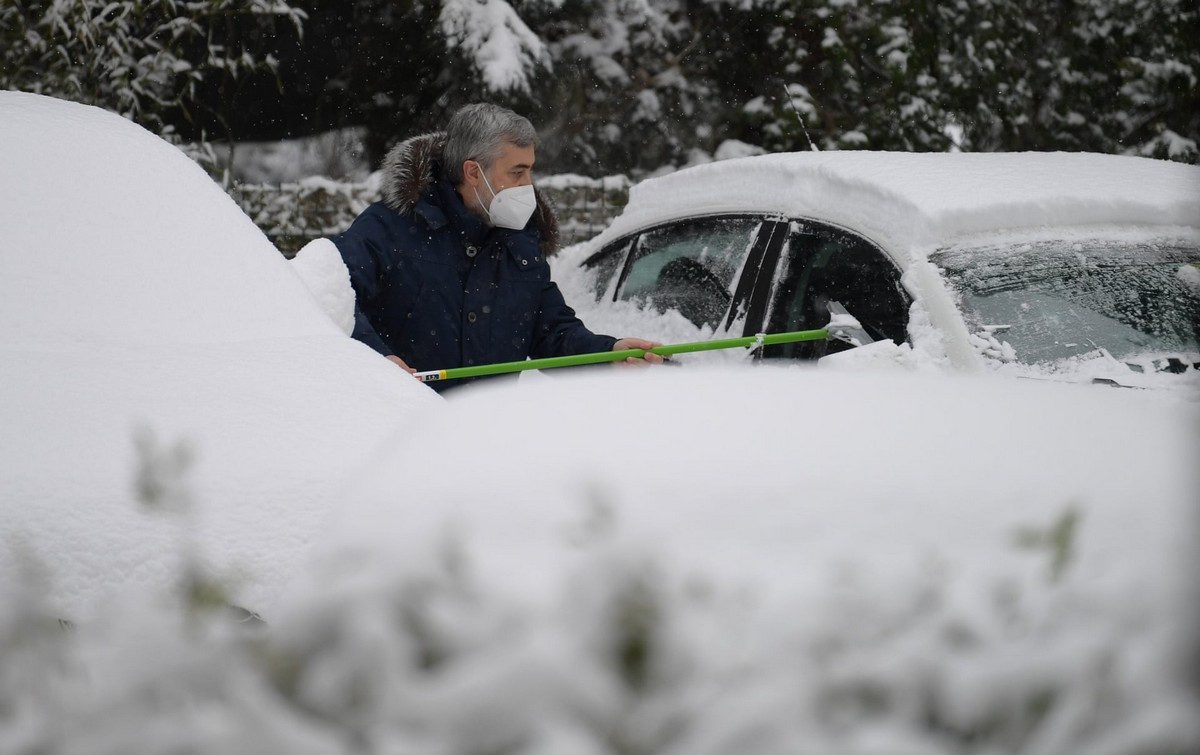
[586,151,1200,261]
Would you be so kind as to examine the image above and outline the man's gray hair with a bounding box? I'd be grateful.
[443,103,539,185]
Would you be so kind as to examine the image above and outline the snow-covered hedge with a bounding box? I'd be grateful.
[230,174,630,256]
[4,368,1199,755]
[229,176,382,258]
[4,505,1198,755]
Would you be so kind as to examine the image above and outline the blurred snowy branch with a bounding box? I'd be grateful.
[1,497,1196,754]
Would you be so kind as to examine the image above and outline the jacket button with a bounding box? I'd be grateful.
[521,259,528,266]
[482,305,491,314]
[467,312,477,323]
[466,246,478,258]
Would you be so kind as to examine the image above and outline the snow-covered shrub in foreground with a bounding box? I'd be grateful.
[3,368,1197,754]
[3,502,1198,755]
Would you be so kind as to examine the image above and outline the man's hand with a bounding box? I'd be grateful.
[386,354,417,374]
[612,337,666,366]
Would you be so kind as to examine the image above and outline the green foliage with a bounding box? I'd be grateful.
[934,0,1199,160]
[526,0,721,173]
[1014,506,1082,582]
[508,0,1198,174]
[133,426,197,514]
[304,0,473,162]
[133,428,248,621]
[611,570,662,694]
[3,0,1195,177]
[0,0,304,157]
[733,0,955,153]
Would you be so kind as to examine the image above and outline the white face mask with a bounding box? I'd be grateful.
[473,163,537,230]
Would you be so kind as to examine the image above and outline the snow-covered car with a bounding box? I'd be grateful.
[0,92,440,622]
[556,152,1200,391]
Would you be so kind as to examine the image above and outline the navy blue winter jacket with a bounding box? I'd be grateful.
[332,132,616,392]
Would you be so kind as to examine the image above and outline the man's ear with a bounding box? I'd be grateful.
[462,160,482,187]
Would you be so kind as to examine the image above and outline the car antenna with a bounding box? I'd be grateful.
[781,83,820,152]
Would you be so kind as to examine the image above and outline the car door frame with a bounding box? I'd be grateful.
[764,218,914,338]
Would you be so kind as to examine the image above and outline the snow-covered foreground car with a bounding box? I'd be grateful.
[555,152,1200,393]
[0,92,440,621]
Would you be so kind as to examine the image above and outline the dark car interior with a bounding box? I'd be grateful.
[764,230,911,360]
[652,256,731,329]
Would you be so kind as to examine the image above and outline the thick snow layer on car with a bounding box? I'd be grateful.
[0,92,441,620]
[290,238,357,335]
[317,367,1197,613]
[587,151,1200,259]
[286,366,1200,752]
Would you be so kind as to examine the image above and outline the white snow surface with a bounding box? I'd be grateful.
[289,366,1200,752]
[585,151,1200,260]
[291,238,356,335]
[0,92,441,620]
[316,367,1198,611]
[3,92,1199,751]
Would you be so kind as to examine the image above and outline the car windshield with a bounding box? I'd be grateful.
[932,239,1200,365]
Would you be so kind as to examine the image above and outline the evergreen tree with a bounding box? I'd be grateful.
[0,0,305,156]
[6,0,1193,174]
[884,0,1197,159]
[526,0,718,174]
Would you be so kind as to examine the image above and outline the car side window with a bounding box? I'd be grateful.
[764,225,910,359]
[617,216,763,329]
[581,238,633,300]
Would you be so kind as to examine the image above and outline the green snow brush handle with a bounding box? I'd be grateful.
[412,329,829,383]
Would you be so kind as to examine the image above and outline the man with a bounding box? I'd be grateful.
[333,103,662,392]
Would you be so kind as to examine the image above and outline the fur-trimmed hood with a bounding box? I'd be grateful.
[379,132,560,256]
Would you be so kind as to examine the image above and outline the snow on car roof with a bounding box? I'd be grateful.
[0,90,339,347]
[589,151,1200,258]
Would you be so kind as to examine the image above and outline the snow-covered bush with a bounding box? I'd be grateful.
[3,495,1197,754]
[231,176,383,257]
[230,173,630,255]
[4,368,1197,755]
